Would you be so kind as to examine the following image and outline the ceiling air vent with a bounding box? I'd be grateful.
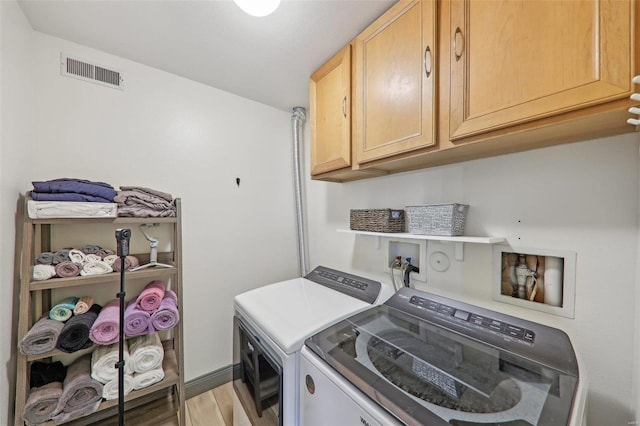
[60,53,124,90]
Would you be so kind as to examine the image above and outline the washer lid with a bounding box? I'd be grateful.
[234,276,371,354]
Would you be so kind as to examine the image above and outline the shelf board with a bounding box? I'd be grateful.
[30,216,177,225]
[337,229,505,244]
[38,349,179,426]
[29,265,177,291]
[337,229,506,261]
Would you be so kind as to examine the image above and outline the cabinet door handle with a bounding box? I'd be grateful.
[453,27,464,62]
[342,96,347,118]
[424,46,433,78]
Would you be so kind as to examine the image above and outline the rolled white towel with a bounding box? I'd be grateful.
[84,254,102,264]
[33,264,56,281]
[128,333,164,374]
[102,375,134,400]
[103,254,118,266]
[132,368,165,390]
[80,260,113,276]
[90,342,132,384]
[68,249,86,264]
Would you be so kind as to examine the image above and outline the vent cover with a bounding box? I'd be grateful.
[60,53,124,90]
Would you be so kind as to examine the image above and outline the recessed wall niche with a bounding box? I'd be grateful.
[492,245,576,318]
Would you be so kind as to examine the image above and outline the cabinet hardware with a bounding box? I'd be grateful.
[454,27,464,62]
[424,46,433,78]
[342,96,347,118]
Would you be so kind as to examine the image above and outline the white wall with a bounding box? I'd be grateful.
[0,1,36,425]
[306,133,640,425]
[0,8,300,421]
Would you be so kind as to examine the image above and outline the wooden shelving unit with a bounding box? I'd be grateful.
[13,195,185,426]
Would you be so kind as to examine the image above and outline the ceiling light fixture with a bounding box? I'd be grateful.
[233,0,281,17]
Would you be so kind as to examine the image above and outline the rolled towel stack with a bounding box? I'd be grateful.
[124,302,151,337]
[33,264,56,281]
[90,341,132,384]
[56,304,101,353]
[89,299,120,345]
[19,317,65,356]
[49,297,79,322]
[51,355,102,424]
[136,280,165,312]
[22,381,63,425]
[129,333,165,390]
[151,290,180,331]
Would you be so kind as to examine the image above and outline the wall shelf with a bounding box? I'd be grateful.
[337,229,506,261]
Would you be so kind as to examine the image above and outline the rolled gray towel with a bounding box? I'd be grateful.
[22,381,63,425]
[52,354,102,416]
[36,252,54,265]
[52,249,70,265]
[81,245,101,255]
[19,317,65,356]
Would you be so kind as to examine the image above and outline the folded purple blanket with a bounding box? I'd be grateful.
[89,299,120,345]
[150,290,180,331]
[56,304,101,353]
[32,178,117,201]
[124,301,151,337]
[30,192,114,203]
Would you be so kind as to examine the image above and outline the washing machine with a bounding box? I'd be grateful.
[233,265,393,425]
[301,287,588,425]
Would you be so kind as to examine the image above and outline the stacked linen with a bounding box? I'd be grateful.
[31,178,117,203]
[50,355,102,425]
[115,186,176,218]
[129,333,165,390]
[123,281,180,336]
[91,341,134,400]
[28,178,118,219]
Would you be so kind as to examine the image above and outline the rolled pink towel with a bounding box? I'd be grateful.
[54,261,80,278]
[150,290,180,331]
[124,301,151,337]
[136,280,165,312]
[89,299,120,345]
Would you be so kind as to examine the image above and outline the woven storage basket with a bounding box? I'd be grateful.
[405,204,469,236]
[350,209,405,233]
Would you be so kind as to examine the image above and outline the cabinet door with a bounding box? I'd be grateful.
[354,0,437,164]
[449,0,635,140]
[310,45,352,175]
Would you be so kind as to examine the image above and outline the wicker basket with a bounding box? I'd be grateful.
[350,209,405,233]
[405,204,469,236]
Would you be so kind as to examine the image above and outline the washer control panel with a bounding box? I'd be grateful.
[306,266,382,304]
[409,295,536,344]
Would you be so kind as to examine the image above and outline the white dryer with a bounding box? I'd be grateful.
[233,266,392,425]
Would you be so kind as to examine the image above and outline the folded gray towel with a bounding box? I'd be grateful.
[52,249,71,265]
[36,252,54,265]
